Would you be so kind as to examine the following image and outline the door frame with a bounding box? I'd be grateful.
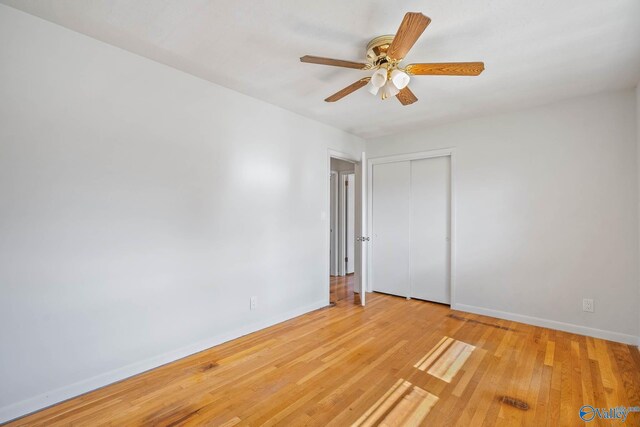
[327,149,361,305]
[367,148,457,306]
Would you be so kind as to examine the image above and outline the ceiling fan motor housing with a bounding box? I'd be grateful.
[366,35,396,66]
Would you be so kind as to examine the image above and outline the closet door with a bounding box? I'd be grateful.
[371,161,411,297]
[410,156,451,304]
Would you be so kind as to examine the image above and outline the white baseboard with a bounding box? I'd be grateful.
[452,303,639,346]
[0,299,328,424]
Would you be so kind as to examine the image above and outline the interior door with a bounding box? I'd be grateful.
[354,152,367,306]
[371,160,411,297]
[410,156,451,303]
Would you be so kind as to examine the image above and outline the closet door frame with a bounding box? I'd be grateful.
[367,148,456,306]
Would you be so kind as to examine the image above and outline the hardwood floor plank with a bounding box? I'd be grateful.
[543,341,555,367]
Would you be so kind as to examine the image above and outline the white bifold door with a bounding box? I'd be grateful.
[371,156,451,304]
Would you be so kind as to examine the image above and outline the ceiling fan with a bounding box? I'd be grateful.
[300,12,484,105]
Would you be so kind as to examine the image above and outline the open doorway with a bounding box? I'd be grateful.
[329,157,357,304]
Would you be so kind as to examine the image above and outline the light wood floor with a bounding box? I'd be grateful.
[329,274,355,304]
[7,277,640,426]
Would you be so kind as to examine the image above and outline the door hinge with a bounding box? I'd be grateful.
[345,257,348,263]
[345,180,349,187]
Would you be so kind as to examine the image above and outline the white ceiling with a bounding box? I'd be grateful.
[3,0,640,138]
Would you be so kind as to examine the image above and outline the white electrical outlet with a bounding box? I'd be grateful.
[250,296,257,310]
[582,298,594,313]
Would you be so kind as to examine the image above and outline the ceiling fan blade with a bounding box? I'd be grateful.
[405,62,485,76]
[387,12,431,61]
[300,55,368,70]
[396,87,418,105]
[325,78,370,102]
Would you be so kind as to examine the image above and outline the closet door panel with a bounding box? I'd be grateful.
[371,161,411,297]
[410,156,451,303]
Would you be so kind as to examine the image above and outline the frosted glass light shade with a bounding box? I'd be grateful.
[370,68,388,88]
[366,80,380,95]
[390,69,410,90]
[382,81,400,99]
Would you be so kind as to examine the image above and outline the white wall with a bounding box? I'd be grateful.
[637,84,640,346]
[0,4,363,422]
[367,89,639,345]
[330,158,355,173]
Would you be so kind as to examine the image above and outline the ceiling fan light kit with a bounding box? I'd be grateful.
[300,12,485,106]
[366,66,410,100]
